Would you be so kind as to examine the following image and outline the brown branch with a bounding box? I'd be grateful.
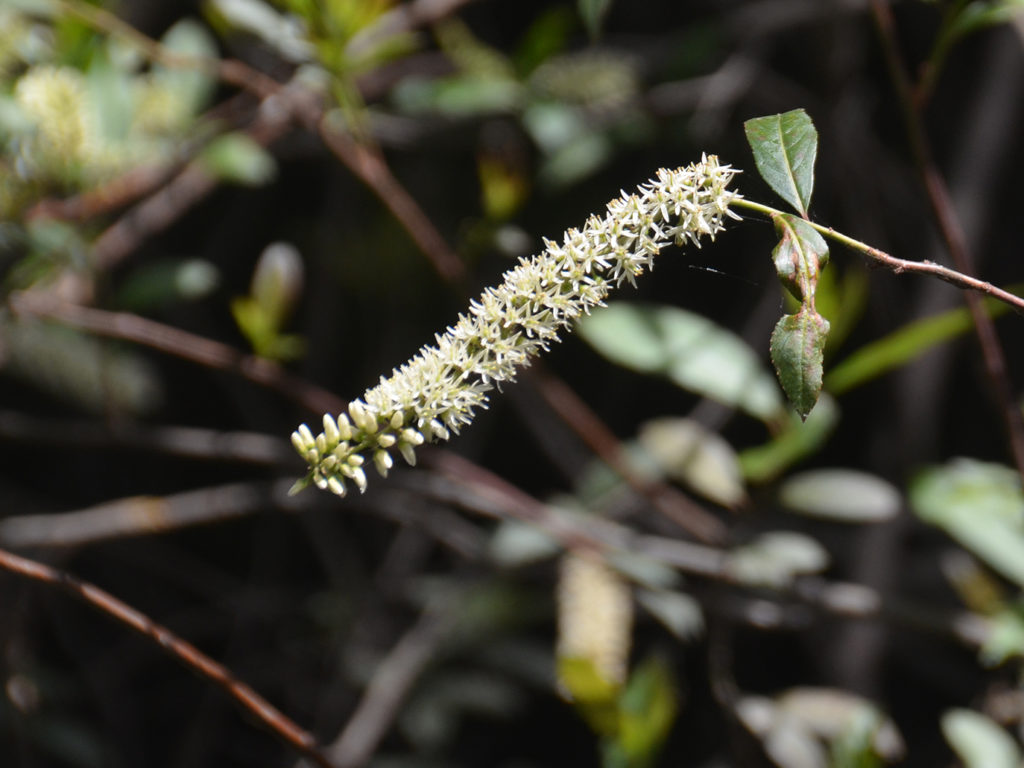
[0,410,293,465]
[844,236,1024,314]
[406,451,988,649]
[868,0,1024,479]
[0,481,290,549]
[0,546,336,768]
[320,599,456,768]
[8,291,346,417]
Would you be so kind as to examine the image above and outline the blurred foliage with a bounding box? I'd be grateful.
[2,1,1024,767]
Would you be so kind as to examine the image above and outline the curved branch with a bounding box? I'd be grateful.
[0,546,336,768]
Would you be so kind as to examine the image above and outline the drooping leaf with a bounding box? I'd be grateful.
[910,459,1024,588]
[744,108,818,217]
[578,303,785,423]
[771,213,829,305]
[942,709,1022,768]
[779,468,901,523]
[770,308,830,419]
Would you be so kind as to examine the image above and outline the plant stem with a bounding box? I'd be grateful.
[733,198,1024,315]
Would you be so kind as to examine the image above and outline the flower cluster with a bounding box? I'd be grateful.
[291,155,741,496]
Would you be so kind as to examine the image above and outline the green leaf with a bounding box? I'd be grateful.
[779,468,901,523]
[770,308,830,419]
[610,655,677,768]
[771,213,829,305]
[578,304,785,423]
[557,656,621,736]
[825,295,1013,396]
[980,607,1024,667]
[947,0,1024,42]
[578,0,614,39]
[910,459,1024,588]
[744,108,818,217]
[942,709,1022,768]
[199,132,277,186]
[155,19,218,114]
[738,393,839,483]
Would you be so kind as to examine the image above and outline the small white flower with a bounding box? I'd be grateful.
[291,156,741,496]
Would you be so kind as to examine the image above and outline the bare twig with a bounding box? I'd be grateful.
[8,291,345,416]
[405,451,989,649]
[0,410,293,465]
[867,0,1024,479]
[0,546,336,768]
[318,598,457,768]
[0,481,293,549]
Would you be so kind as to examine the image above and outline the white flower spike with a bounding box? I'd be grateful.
[291,155,741,496]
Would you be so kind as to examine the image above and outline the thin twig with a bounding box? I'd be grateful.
[734,198,1024,315]
[8,291,346,417]
[0,546,336,768]
[0,410,293,466]
[318,599,456,768]
[406,451,989,649]
[0,481,292,549]
[867,0,1024,479]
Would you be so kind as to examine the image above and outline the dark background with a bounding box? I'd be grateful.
[2,1,1024,766]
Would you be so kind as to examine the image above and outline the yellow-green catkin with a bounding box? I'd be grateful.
[557,551,633,688]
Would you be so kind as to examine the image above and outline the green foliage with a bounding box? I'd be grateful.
[911,459,1024,588]
[744,108,818,218]
[577,302,785,424]
[770,308,830,420]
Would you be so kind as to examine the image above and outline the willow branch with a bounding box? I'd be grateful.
[8,291,346,416]
[0,546,336,768]
[867,0,1024,479]
[734,198,1024,315]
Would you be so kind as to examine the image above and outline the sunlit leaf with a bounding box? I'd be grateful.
[744,108,818,217]
[779,468,901,523]
[207,0,313,62]
[637,417,746,508]
[578,304,785,423]
[910,459,1024,588]
[942,709,1022,768]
